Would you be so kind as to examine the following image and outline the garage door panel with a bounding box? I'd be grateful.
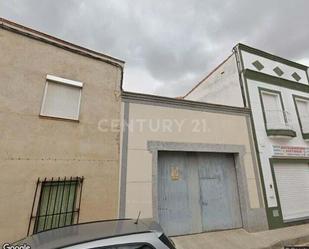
[198,153,242,231]
[158,151,242,236]
[274,163,309,222]
[158,152,193,236]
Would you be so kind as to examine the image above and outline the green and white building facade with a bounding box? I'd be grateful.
[185,44,309,229]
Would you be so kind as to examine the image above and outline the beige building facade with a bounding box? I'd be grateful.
[0,19,124,243]
[1,17,271,243]
[120,92,268,236]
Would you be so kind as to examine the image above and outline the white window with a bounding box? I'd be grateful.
[261,91,287,130]
[295,98,309,133]
[40,75,83,121]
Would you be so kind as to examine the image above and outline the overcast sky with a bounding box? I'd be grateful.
[1,0,309,97]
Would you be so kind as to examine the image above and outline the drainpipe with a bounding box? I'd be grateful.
[233,45,248,108]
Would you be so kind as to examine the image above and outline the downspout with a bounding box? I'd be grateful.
[118,64,127,219]
[234,44,270,229]
[120,66,124,93]
[233,45,247,107]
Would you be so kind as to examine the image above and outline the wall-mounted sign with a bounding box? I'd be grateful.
[273,145,309,157]
[171,166,180,181]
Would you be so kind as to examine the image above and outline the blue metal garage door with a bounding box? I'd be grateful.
[158,151,242,236]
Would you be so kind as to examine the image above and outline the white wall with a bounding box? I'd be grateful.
[248,78,309,207]
[241,48,309,208]
[185,54,244,107]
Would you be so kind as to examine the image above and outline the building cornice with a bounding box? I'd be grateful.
[238,43,308,71]
[121,91,251,115]
[245,69,309,93]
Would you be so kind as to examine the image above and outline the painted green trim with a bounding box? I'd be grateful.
[293,94,309,103]
[271,157,309,164]
[238,43,308,71]
[258,87,296,138]
[265,207,285,229]
[266,129,296,137]
[236,47,271,229]
[292,94,309,140]
[268,158,309,228]
[268,159,285,228]
[306,69,309,84]
[258,87,286,115]
[245,69,309,93]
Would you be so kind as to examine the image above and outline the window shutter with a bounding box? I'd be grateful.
[41,81,82,120]
[262,92,285,130]
[296,99,309,133]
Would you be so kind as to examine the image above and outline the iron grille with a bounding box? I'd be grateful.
[27,176,84,235]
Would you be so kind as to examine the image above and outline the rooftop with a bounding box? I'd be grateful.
[184,43,309,98]
[0,17,125,67]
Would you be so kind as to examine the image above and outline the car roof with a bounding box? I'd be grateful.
[16,219,163,249]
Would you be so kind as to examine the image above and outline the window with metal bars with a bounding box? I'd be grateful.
[27,177,84,235]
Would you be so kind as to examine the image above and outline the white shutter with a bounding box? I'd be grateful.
[262,92,285,130]
[296,99,309,133]
[41,81,82,120]
[274,163,309,222]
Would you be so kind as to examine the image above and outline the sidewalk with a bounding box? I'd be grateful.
[171,224,309,249]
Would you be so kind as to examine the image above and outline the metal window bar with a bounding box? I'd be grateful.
[27,176,84,235]
[63,177,73,227]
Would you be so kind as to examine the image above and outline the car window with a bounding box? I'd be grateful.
[159,234,176,249]
[95,244,153,249]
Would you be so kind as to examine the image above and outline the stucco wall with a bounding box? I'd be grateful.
[240,48,309,208]
[123,102,262,224]
[239,47,309,228]
[185,54,244,107]
[0,28,122,242]
[247,78,309,207]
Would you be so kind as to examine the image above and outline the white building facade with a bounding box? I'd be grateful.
[185,44,309,229]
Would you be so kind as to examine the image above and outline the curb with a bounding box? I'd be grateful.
[261,235,309,249]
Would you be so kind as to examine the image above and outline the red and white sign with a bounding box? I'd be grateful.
[273,145,309,157]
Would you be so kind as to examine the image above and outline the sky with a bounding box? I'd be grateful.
[1,0,309,97]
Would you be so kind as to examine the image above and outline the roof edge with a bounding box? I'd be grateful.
[184,42,309,99]
[0,17,125,67]
[122,91,251,115]
[183,53,234,98]
[236,43,308,71]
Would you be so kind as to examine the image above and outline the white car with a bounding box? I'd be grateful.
[15,219,177,249]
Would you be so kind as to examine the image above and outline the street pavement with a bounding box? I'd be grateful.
[171,224,309,249]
